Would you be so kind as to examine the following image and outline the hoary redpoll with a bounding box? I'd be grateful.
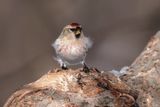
[52,23,92,71]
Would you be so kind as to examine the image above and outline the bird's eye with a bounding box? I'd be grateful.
[70,28,76,32]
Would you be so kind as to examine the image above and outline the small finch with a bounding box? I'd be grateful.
[52,23,92,71]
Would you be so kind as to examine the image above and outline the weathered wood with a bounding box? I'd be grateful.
[4,68,138,107]
[121,31,160,107]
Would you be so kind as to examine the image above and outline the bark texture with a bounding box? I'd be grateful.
[4,31,160,107]
[121,31,160,107]
[4,68,138,107]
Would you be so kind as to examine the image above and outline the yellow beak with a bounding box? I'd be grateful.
[75,30,81,35]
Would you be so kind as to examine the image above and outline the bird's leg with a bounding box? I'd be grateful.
[57,58,68,70]
[82,62,90,72]
[61,64,68,70]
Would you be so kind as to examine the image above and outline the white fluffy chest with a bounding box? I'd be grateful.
[55,41,86,61]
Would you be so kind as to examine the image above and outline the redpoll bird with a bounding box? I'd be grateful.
[52,23,92,71]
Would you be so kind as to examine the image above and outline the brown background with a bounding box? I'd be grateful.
[1,0,160,106]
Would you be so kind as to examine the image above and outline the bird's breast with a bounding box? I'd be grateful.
[58,43,86,61]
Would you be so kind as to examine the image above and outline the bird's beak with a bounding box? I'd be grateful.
[75,30,81,35]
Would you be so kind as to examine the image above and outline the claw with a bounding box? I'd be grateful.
[83,63,90,73]
[61,64,68,70]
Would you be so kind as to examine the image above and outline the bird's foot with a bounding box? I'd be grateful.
[61,65,68,70]
[82,64,90,73]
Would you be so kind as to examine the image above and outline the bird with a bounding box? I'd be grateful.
[52,23,93,71]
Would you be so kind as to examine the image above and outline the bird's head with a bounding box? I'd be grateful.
[60,23,83,40]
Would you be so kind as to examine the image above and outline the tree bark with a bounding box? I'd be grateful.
[121,31,160,107]
[4,31,160,107]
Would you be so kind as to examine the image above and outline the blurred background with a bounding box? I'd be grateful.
[1,0,160,106]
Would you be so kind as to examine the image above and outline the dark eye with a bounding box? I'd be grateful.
[70,28,76,32]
